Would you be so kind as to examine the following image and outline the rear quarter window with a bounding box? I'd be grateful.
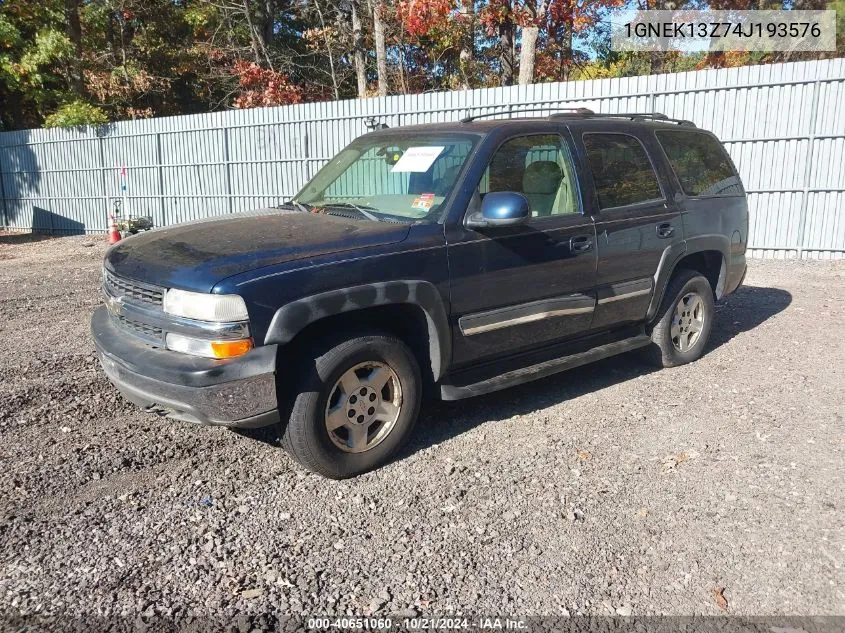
[655,131,744,197]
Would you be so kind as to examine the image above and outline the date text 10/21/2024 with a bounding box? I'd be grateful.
[307,617,529,630]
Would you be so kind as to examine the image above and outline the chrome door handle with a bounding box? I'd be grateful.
[570,235,593,253]
[656,222,675,238]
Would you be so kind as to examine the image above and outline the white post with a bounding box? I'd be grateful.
[120,165,129,220]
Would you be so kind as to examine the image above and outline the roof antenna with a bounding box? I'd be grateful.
[364,117,389,130]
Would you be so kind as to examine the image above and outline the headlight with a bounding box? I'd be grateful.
[163,288,249,322]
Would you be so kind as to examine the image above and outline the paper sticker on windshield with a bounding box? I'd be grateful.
[391,146,445,173]
[412,197,434,210]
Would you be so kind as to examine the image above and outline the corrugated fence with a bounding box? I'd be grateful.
[1,58,843,259]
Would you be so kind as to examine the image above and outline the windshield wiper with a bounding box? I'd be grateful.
[279,199,311,213]
[324,202,381,222]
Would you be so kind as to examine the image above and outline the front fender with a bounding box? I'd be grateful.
[264,280,451,381]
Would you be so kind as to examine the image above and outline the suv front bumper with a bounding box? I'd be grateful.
[91,307,279,428]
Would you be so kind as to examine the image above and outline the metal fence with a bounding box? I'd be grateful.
[1,58,843,259]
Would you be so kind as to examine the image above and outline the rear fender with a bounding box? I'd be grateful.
[646,235,730,321]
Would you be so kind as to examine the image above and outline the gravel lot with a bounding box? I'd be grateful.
[0,234,843,628]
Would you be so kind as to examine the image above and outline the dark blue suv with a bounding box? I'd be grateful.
[92,110,748,478]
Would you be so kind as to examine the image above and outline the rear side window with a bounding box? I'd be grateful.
[656,131,742,197]
[583,133,662,210]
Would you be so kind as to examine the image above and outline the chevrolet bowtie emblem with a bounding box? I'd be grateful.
[104,293,124,316]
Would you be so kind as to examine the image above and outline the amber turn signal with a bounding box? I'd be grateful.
[210,338,253,359]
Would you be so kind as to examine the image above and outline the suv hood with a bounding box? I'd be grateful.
[105,209,411,292]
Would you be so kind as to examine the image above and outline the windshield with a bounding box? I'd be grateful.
[294,134,477,222]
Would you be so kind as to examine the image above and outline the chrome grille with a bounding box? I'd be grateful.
[104,270,164,305]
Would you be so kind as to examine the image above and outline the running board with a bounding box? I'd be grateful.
[439,334,652,400]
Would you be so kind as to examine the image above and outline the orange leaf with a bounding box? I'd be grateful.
[712,587,728,611]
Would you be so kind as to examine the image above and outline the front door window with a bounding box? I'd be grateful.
[479,134,579,218]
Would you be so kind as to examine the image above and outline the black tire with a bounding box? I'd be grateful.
[642,268,715,368]
[281,332,421,479]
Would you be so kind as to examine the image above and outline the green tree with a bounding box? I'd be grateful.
[0,1,76,129]
[43,99,108,127]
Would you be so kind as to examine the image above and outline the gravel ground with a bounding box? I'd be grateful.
[0,234,843,628]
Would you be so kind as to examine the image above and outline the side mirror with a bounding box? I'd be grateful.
[466,192,530,229]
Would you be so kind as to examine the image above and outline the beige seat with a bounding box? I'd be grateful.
[522,161,563,217]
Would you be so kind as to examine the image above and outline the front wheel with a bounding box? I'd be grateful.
[282,332,422,478]
[642,269,715,368]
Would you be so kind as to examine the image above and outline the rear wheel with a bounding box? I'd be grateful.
[643,268,714,368]
[282,332,421,478]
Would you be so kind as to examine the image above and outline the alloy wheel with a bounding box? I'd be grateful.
[324,362,403,453]
[671,292,705,353]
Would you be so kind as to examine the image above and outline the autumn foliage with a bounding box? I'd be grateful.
[0,0,838,130]
[396,0,453,36]
[231,61,304,109]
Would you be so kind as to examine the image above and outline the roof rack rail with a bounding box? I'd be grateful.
[460,107,594,123]
[554,112,697,127]
[460,107,696,127]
